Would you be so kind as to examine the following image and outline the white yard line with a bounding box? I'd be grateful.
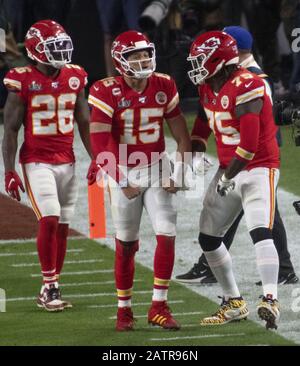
[88,300,184,309]
[109,311,203,320]
[0,248,84,257]
[61,279,142,287]
[0,236,85,245]
[31,269,113,277]
[150,332,246,341]
[7,290,153,302]
[12,259,103,267]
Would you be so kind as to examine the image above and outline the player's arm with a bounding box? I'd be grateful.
[74,89,93,159]
[224,98,263,179]
[2,92,25,201]
[191,106,211,153]
[165,113,192,193]
[190,108,213,175]
[217,98,263,197]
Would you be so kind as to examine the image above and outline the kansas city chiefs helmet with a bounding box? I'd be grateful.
[187,30,239,85]
[25,20,73,69]
[111,30,156,79]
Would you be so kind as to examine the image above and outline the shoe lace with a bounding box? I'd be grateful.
[48,287,61,301]
[156,302,173,319]
[119,308,136,323]
[210,296,231,318]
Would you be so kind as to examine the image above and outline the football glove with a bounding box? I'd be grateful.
[192,152,213,176]
[5,171,25,201]
[216,173,235,197]
[86,160,101,185]
[293,200,300,216]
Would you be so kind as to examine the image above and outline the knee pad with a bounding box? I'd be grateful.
[250,227,273,244]
[40,199,60,219]
[198,232,222,252]
[60,205,76,224]
[155,210,177,237]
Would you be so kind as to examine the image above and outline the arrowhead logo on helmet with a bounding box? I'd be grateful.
[187,31,239,85]
[25,20,73,69]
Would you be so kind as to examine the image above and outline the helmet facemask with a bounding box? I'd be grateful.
[114,46,156,79]
[35,34,73,69]
[187,53,210,85]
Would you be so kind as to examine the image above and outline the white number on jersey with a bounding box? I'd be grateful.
[32,93,77,135]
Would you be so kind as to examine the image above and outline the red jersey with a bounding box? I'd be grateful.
[4,64,87,164]
[192,67,280,169]
[88,72,181,167]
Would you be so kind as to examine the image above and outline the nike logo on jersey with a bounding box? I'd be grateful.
[245,81,254,88]
[94,86,99,91]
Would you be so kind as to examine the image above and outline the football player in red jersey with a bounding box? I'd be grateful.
[87,30,191,331]
[2,20,92,312]
[187,31,280,330]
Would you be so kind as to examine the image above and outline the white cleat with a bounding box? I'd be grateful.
[257,296,280,330]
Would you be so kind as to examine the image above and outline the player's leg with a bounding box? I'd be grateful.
[241,167,280,329]
[144,186,180,330]
[22,163,64,312]
[56,163,78,308]
[108,177,143,331]
[272,199,298,284]
[198,169,249,325]
[175,210,244,284]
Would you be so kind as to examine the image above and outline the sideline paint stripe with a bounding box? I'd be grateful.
[0,249,84,257]
[7,290,152,302]
[12,259,103,267]
[88,300,184,309]
[150,333,246,341]
[31,269,113,277]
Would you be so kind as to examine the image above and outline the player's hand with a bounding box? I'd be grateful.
[86,160,100,185]
[5,171,25,201]
[192,152,213,176]
[162,178,179,194]
[216,174,235,197]
[121,185,141,200]
[293,200,300,216]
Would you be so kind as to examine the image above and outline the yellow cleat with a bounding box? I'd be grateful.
[200,297,249,326]
[257,296,280,330]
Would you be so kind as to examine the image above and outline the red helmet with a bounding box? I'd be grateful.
[111,30,156,79]
[187,30,239,85]
[25,20,73,69]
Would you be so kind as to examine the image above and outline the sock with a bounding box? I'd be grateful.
[255,239,279,299]
[56,223,69,279]
[204,243,240,300]
[37,216,59,286]
[152,235,175,302]
[115,238,139,308]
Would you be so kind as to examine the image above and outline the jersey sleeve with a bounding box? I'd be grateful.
[235,77,265,107]
[68,64,88,91]
[163,77,181,119]
[3,67,27,100]
[88,80,115,125]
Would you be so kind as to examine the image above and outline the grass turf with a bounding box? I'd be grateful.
[0,239,294,346]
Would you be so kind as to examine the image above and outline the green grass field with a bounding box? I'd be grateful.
[0,239,295,346]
